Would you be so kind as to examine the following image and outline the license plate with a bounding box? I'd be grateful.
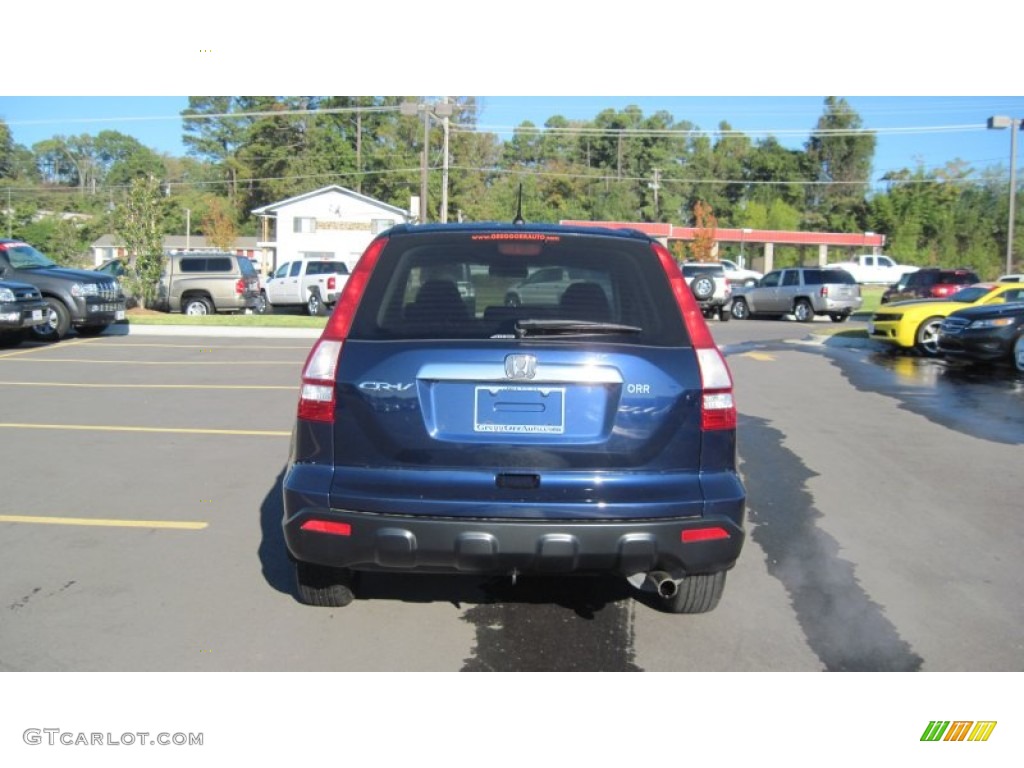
[116,310,125,320]
[32,309,43,321]
[474,385,565,434]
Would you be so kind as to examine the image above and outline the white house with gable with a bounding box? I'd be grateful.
[252,185,413,273]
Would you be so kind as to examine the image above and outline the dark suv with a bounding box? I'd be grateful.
[0,240,125,341]
[282,223,746,614]
[881,268,980,304]
[0,278,49,347]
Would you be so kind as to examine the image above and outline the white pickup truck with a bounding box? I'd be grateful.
[825,254,918,285]
[259,259,350,316]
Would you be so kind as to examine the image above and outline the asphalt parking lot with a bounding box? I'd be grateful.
[0,332,327,670]
[2,323,1021,673]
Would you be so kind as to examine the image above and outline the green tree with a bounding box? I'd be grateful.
[805,97,876,230]
[95,131,166,188]
[111,176,166,308]
[181,97,252,203]
[0,119,13,179]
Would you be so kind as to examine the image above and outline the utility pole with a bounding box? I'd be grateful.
[649,168,661,219]
[400,98,454,224]
[987,116,1022,274]
[441,97,450,223]
[355,105,362,194]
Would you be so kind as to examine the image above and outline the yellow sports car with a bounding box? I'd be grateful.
[868,282,1024,355]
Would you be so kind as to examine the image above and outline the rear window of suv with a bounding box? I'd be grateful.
[682,264,725,277]
[349,231,689,346]
[804,269,855,285]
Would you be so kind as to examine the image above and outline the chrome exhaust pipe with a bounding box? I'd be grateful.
[647,571,678,599]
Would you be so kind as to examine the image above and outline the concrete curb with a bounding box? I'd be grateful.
[102,323,322,339]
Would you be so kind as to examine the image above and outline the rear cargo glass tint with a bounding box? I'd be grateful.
[349,231,689,345]
[805,269,855,285]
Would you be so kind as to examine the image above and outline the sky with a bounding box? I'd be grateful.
[3,95,1023,190]
[3,3,1022,195]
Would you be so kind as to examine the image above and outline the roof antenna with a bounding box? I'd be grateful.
[512,183,525,225]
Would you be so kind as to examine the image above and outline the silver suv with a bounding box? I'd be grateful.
[730,267,861,322]
[681,262,732,321]
[155,252,261,315]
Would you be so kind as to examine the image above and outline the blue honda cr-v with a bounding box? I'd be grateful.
[282,222,745,613]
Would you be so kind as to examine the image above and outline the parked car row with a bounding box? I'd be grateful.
[880,268,980,304]
[867,281,1024,371]
[0,239,126,344]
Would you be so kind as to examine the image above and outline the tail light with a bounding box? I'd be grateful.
[327,276,336,291]
[297,237,388,423]
[652,243,737,431]
[235,278,245,295]
[820,285,829,297]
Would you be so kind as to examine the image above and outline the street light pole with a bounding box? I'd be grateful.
[401,99,454,224]
[988,116,1022,275]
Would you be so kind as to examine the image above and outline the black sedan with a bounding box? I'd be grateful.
[937,299,1024,372]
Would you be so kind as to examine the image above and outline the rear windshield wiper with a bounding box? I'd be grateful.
[514,319,642,337]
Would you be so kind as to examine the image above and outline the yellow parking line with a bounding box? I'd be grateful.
[0,423,291,437]
[0,337,98,360]
[0,514,207,530]
[84,342,312,350]
[0,381,293,390]
[737,352,776,361]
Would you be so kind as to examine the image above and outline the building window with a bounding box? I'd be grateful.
[293,217,316,234]
[371,219,395,235]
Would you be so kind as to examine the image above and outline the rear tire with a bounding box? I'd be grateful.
[829,312,849,323]
[657,572,727,614]
[793,298,814,323]
[182,296,213,316]
[914,315,943,356]
[718,306,731,322]
[254,291,271,315]
[295,562,357,607]
[730,298,750,320]
[75,324,109,336]
[307,292,325,317]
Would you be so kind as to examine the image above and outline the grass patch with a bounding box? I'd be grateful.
[859,285,885,315]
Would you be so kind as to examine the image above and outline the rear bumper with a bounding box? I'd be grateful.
[284,506,744,576]
[283,465,745,576]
